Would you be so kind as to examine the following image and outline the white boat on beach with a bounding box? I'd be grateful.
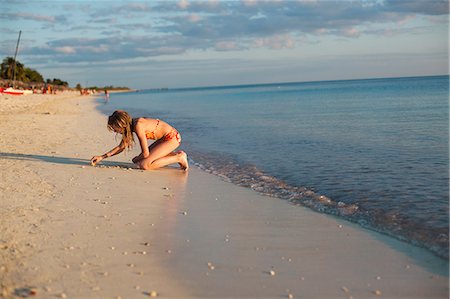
[1,87,32,96]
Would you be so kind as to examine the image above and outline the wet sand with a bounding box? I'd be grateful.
[0,92,448,298]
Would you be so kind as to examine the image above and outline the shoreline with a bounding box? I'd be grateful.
[0,93,448,298]
[188,153,448,261]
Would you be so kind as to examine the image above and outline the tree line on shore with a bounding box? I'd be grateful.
[77,84,131,91]
[1,57,68,88]
[1,56,129,91]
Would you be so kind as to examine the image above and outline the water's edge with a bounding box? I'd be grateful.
[186,150,448,260]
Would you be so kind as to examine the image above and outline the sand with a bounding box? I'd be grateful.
[0,92,448,299]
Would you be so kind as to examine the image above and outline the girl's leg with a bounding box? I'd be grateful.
[137,139,188,170]
[145,151,188,170]
[132,140,162,164]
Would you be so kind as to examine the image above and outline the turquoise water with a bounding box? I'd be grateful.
[99,75,449,259]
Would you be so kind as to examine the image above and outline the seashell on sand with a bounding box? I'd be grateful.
[149,290,158,297]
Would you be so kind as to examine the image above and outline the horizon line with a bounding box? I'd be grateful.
[136,73,449,92]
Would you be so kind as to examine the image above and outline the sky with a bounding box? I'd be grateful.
[1,0,448,89]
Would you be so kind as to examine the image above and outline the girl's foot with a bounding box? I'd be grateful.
[177,151,189,171]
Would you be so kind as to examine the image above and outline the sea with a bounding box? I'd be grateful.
[98,75,449,259]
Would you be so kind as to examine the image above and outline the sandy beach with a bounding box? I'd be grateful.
[0,92,448,299]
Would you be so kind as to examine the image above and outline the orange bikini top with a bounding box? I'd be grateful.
[145,119,160,140]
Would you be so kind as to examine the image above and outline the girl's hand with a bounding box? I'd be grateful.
[90,155,103,166]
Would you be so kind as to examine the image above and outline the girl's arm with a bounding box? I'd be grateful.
[90,142,126,165]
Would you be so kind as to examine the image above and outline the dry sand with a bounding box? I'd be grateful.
[0,92,448,299]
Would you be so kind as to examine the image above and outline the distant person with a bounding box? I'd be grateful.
[104,89,109,102]
[90,110,188,171]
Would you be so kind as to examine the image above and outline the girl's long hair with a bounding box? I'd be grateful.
[107,110,134,149]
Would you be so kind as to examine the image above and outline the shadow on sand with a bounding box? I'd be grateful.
[0,152,136,169]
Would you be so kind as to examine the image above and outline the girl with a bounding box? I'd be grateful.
[90,110,188,171]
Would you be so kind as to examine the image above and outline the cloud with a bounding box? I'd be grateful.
[252,34,295,49]
[13,0,449,64]
[342,28,361,38]
[0,12,67,24]
[125,3,152,12]
[214,41,240,51]
[15,13,57,23]
[91,17,117,24]
[383,0,449,15]
[187,14,202,23]
[178,0,190,9]
[23,35,193,63]
[152,0,446,42]
[54,46,76,54]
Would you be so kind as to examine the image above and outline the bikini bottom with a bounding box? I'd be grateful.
[161,129,181,144]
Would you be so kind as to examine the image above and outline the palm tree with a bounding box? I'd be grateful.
[1,57,15,79]
[1,56,24,81]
